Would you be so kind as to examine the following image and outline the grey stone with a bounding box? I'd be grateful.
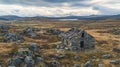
[24,56,35,67]
[36,57,44,63]
[73,64,81,67]
[98,64,103,67]
[8,57,23,66]
[55,54,65,59]
[29,42,40,53]
[74,56,80,60]
[110,60,120,64]
[102,54,112,58]
[20,27,38,38]
[18,48,34,57]
[84,61,92,67]
[3,32,24,42]
[113,48,120,53]
[0,24,9,30]
[46,28,63,35]
[50,61,61,67]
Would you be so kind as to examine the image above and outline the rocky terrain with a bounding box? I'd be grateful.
[0,19,120,67]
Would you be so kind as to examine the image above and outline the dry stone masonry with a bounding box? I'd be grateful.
[57,27,95,51]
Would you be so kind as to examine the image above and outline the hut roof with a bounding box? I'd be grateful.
[60,27,83,39]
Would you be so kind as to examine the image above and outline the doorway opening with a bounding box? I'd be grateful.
[80,41,84,48]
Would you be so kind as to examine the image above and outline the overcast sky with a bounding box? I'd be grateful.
[0,0,120,17]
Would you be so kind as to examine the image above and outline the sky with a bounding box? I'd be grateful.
[0,0,120,17]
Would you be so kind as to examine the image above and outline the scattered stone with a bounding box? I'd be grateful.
[3,32,24,42]
[84,60,92,67]
[18,48,34,57]
[20,27,39,38]
[55,54,65,59]
[73,64,81,67]
[102,54,112,58]
[46,28,63,35]
[36,57,44,63]
[107,28,120,35]
[24,56,35,67]
[110,60,120,64]
[0,24,9,30]
[113,47,120,53]
[8,57,23,66]
[0,24,9,36]
[29,42,40,53]
[74,56,80,60]
[98,64,103,67]
[50,61,61,67]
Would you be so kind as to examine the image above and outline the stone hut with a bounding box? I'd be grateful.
[59,28,95,50]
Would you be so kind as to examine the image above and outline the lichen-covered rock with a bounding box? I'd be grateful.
[113,47,120,53]
[24,56,35,67]
[18,48,34,57]
[29,42,40,53]
[36,57,44,63]
[3,32,24,42]
[20,27,39,38]
[110,60,120,64]
[0,24,9,30]
[46,28,63,35]
[102,54,112,58]
[49,61,61,67]
[98,64,103,67]
[8,57,24,66]
[84,61,92,67]
[73,64,81,67]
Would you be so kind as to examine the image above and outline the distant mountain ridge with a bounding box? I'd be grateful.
[0,15,21,20]
[0,14,120,20]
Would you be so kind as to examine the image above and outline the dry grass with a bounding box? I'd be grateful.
[0,19,120,67]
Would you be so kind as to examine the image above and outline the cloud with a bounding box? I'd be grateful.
[0,4,100,17]
[0,0,119,16]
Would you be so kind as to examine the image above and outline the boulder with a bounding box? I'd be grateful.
[18,48,34,57]
[73,64,81,67]
[98,64,103,67]
[29,43,40,53]
[20,27,39,38]
[55,54,65,59]
[102,54,112,58]
[50,61,61,67]
[8,57,23,66]
[36,57,44,63]
[74,56,80,60]
[110,60,120,64]
[3,32,24,42]
[0,24,9,30]
[46,28,63,35]
[24,56,35,67]
[84,61,92,67]
[113,48,120,53]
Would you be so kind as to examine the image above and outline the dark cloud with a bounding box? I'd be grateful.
[0,0,91,7]
[0,0,120,16]
[44,0,87,3]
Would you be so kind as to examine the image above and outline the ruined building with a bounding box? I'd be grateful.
[58,28,95,51]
